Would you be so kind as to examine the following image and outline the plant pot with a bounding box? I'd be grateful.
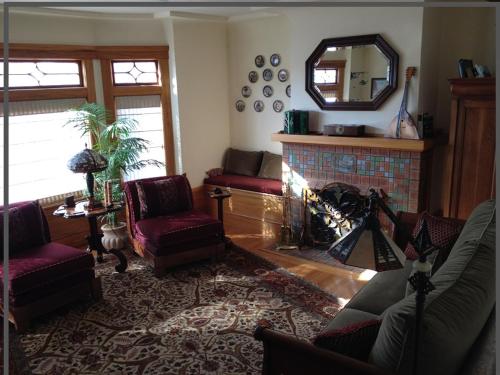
[101,222,128,250]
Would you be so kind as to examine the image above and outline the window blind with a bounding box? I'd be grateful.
[0,98,88,205]
[116,95,166,181]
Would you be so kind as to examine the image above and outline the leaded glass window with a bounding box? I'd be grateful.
[112,61,159,85]
[0,60,83,88]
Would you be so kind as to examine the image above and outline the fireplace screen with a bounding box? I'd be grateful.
[306,182,365,247]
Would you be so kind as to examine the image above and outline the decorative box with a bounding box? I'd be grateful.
[323,124,365,137]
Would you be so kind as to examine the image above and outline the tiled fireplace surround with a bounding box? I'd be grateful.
[282,142,432,233]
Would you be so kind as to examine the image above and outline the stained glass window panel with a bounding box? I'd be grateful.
[112,61,158,85]
[0,60,82,88]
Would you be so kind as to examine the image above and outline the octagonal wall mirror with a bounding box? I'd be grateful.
[305,34,398,111]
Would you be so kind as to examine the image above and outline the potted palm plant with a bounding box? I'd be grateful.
[66,102,163,250]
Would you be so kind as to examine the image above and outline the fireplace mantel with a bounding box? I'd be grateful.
[272,133,436,152]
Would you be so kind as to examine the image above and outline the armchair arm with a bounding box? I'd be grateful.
[206,168,224,178]
[254,326,392,375]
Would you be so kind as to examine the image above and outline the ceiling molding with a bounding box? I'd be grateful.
[5,7,156,21]
[227,10,283,23]
[154,10,228,22]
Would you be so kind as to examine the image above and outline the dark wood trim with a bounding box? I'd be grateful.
[82,59,96,103]
[0,87,88,102]
[305,34,398,111]
[316,59,346,69]
[112,85,162,97]
[100,58,117,123]
[2,43,169,60]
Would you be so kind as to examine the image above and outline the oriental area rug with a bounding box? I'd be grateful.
[12,247,342,374]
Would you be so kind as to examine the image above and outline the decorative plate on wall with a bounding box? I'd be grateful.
[263,85,273,98]
[286,85,291,97]
[235,100,246,112]
[263,69,273,81]
[278,69,289,82]
[270,53,281,67]
[242,86,252,98]
[273,100,284,113]
[255,55,265,68]
[248,71,259,83]
[254,100,264,112]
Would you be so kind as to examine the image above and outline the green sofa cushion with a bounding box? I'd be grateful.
[369,200,496,375]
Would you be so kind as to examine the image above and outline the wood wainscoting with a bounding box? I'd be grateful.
[204,184,283,243]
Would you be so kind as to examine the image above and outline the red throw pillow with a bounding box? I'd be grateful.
[136,176,193,220]
[404,213,464,267]
[312,319,381,361]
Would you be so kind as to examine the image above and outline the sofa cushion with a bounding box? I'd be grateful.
[258,151,282,180]
[224,148,263,177]
[134,210,223,256]
[1,242,95,297]
[0,201,48,256]
[313,319,381,361]
[404,212,464,266]
[370,200,496,375]
[346,260,413,315]
[136,175,193,220]
[204,174,283,196]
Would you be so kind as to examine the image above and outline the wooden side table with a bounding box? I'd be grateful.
[209,189,232,244]
[53,201,128,273]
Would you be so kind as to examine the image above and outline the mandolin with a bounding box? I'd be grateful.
[386,67,419,139]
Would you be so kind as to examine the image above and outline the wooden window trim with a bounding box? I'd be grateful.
[1,43,175,175]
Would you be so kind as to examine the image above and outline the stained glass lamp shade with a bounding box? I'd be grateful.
[67,147,108,201]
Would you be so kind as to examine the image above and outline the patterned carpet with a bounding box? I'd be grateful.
[13,247,342,374]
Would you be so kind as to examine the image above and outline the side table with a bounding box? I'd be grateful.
[209,189,232,244]
[53,201,128,273]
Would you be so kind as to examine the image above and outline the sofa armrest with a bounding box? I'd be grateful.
[206,168,224,178]
[254,326,392,375]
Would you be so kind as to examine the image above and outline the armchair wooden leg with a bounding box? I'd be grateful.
[90,277,103,301]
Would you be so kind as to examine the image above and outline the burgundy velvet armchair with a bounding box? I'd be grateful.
[0,201,102,332]
[124,174,225,277]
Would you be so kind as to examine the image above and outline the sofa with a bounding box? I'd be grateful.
[255,200,495,375]
[0,201,102,332]
[124,174,225,277]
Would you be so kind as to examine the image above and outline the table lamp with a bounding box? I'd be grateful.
[329,187,438,375]
[67,145,108,210]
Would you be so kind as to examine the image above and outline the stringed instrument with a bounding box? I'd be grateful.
[386,67,419,139]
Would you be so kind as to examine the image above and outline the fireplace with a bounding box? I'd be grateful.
[274,133,435,243]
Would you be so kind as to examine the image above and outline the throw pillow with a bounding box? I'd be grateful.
[224,148,263,177]
[136,176,193,220]
[0,201,48,256]
[404,212,464,266]
[312,319,381,361]
[403,212,464,295]
[257,151,282,180]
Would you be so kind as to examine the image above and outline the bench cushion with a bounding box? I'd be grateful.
[2,242,95,297]
[134,210,223,256]
[205,174,282,196]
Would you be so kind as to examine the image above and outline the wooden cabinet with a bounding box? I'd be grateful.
[443,78,495,219]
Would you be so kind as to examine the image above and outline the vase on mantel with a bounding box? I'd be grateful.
[101,222,128,250]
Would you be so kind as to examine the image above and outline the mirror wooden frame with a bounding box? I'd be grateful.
[305,34,399,111]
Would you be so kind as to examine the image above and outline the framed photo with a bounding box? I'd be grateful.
[370,78,388,99]
[458,59,476,78]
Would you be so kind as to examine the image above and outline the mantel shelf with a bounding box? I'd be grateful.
[271,133,437,152]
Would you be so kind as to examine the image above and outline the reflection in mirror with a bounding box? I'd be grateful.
[313,45,389,103]
[305,34,398,110]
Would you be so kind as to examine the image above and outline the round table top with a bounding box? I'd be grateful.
[53,200,124,219]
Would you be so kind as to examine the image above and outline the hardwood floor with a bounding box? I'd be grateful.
[225,222,374,304]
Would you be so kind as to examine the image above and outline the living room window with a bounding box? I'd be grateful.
[1,44,174,205]
[314,68,338,84]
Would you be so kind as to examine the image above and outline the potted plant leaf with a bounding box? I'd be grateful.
[66,102,164,250]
